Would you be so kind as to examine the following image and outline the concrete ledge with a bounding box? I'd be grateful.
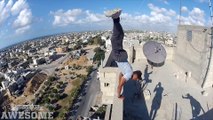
[111,73,123,120]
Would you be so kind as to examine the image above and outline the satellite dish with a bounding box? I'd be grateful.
[143,41,167,65]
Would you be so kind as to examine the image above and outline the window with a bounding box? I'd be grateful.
[187,30,192,42]
[104,83,109,87]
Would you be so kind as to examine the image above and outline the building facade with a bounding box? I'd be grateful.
[174,25,213,88]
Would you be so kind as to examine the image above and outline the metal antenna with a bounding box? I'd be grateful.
[179,0,182,25]
[209,0,213,26]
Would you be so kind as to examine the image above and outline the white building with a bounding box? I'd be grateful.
[1,80,9,90]
[33,58,46,65]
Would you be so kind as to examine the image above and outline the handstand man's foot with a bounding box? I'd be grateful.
[105,8,122,19]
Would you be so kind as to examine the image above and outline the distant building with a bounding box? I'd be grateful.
[105,39,111,49]
[101,36,107,41]
[9,52,14,58]
[17,61,29,69]
[33,58,46,65]
[22,71,35,81]
[4,73,15,82]
[1,80,9,90]
[14,76,25,85]
[27,48,36,55]
[65,65,69,70]
[7,82,18,96]
[44,51,56,57]
[11,68,24,75]
[82,39,88,43]
[0,61,7,69]
[165,38,174,46]
[0,88,4,102]
[56,47,68,53]
[8,61,19,68]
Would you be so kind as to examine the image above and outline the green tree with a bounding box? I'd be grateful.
[58,81,63,85]
[58,112,65,119]
[41,85,46,90]
[93,49,105,62]
[88,39,94,45]
[81,75,87,81]
[56,84,61,89]
[74,44,81,50]
[94,47,101,53]
[52,88,58,93]
[44,97,50,103]
[55,94,60,100]
[94,36,105,46]
[48,76,56,82]
[50,93,55,98]
[44,81,51,86]
[86,66,93,75]
[47,105,55,111]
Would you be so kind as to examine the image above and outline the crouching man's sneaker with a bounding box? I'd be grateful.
[104,8,122,19]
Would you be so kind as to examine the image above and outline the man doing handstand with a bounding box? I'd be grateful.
[105,9,133,99]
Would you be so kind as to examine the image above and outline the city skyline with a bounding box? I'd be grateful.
[0,0,211,49]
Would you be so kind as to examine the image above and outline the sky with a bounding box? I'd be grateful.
[0,0,211,49]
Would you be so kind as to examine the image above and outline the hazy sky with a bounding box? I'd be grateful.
[0,0,211,49]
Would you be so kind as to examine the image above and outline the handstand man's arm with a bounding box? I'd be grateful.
[117,73,126,98]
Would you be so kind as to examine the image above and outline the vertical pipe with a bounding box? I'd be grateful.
[202,0,213,88]
[202,27,213,88]
[175,103,178,120]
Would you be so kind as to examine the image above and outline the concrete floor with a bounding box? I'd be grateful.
[124,60,213,120]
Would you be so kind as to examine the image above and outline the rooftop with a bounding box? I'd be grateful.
[122,60,213,119]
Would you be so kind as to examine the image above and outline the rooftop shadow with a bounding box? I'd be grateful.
[142,65,153,90]
[196,108,213,120]
[147,60,165,67]
[150,82,164,120]
[123,79,150,120]
[182,93,205,120]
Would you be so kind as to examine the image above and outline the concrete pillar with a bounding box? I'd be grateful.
[111,73,123,120]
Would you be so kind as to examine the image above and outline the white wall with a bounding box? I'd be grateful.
[99,68,118,104]
[174,25,211,85]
